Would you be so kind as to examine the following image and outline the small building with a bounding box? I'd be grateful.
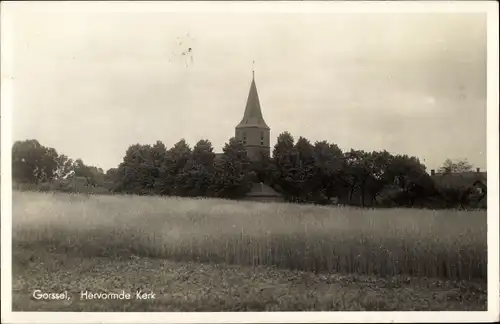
[243,182,284,203]
[430,167,487,208]
[431,168,486,189]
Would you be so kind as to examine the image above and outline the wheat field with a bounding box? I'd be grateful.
[12,190,487,311]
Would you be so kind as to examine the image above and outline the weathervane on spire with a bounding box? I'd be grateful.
[252,60,255,79]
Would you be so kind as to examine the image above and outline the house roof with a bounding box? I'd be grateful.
[432,171,487,189]
[236,73,270,130]
[246,182,282,198]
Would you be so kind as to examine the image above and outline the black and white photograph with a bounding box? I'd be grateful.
[1,1,499,322]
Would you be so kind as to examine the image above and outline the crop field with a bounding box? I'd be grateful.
[12,190,487,311]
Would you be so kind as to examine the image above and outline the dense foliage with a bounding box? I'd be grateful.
[11,133,486,209]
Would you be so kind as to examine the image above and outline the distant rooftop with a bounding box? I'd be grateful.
[430,168,487,188]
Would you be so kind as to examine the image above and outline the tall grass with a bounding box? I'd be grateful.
[13,190,487,281]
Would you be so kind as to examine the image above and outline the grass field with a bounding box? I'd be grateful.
[12,190,488,311]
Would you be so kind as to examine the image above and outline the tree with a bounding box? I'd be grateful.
[41,147,59,182]
[212,137,252,199]
[103,167,119,191]
[54,154,74,180]
[73,159,90,178]
[87,166,105,186]
[150,140,168,192]
[364,150,393,205]
[191,139,216,167]
[294,137,318,202]
[115,144,156,194]
[71,158,105,187]
[105,168,118,181]
[12,140,59,184]
[161,139,192,196]
[272,132,303,201]
[438,158,473,174]
[343,149,372,206]
[385,154,437,207]
[177,139,216,197]
[313,140,344,202]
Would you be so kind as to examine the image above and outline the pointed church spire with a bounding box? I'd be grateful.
[236,65,269,129]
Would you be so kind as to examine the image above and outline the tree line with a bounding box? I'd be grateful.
[11,134,485,209]
[12,139,107,188]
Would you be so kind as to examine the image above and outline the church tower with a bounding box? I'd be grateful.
[235,71,270,161]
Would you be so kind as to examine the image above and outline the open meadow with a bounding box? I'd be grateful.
[12,190,487,311]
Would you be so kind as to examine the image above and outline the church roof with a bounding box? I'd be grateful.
[246,182,282,198]
[236,74,270,130]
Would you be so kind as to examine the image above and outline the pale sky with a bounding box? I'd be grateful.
[5,4,487,171]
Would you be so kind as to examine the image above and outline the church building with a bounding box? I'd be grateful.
[234,72,284,202]
[235,71,271,161]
